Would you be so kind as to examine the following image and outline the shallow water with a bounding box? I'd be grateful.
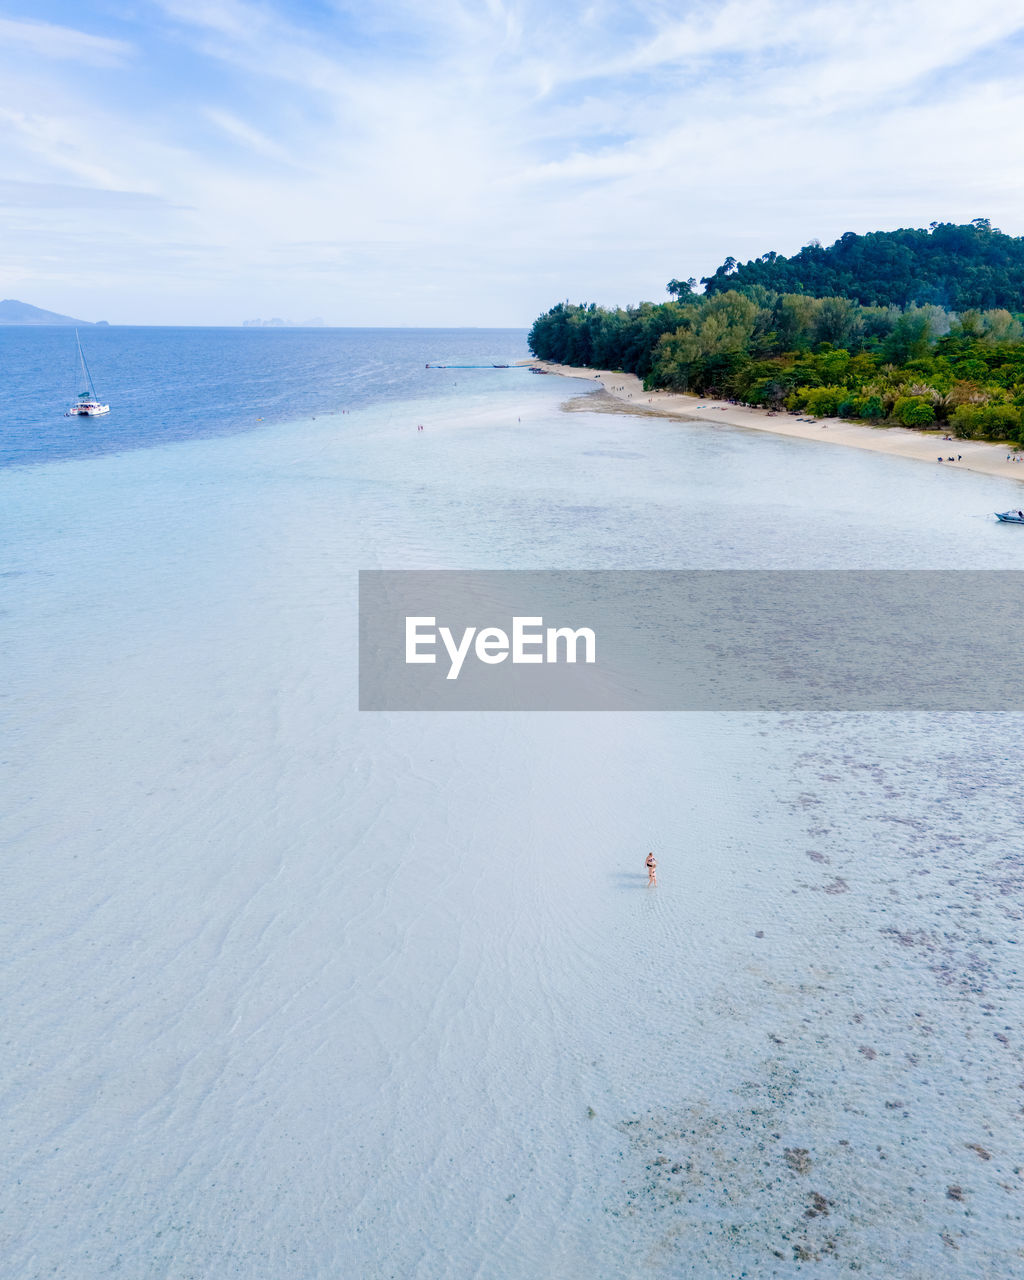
[3,341,1024,1277]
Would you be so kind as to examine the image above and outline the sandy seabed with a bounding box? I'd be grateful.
[4,369,1024,1278]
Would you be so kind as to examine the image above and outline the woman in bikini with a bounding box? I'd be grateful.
[645,852,657,887]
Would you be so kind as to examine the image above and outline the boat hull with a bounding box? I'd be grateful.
[66,331,108,416]
[66,404,110,417]
[995,511,1024,523]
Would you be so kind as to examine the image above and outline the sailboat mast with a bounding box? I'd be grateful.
[75,328,96,398]
[64,328,109,416]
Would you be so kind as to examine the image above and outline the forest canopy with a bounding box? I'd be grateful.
[698,220,1024,311]
[528,228,1024,446]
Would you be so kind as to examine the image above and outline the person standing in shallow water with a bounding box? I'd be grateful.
[645,852,657,886]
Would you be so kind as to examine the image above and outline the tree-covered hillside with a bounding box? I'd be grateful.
[697,220,1024,310]
[529,220,1024,444]
[528,290,1024,444]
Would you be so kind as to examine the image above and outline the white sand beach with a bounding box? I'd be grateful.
[535,361,1024,484]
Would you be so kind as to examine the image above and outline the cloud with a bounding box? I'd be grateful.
[4,1,1024,323]
[0,16,132,65]
[0,180,176,210]
[0,107,130,189]
[203,109,293,163]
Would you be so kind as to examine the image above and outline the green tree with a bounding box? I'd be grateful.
[814,297,861,348]
[980,309,1024,343]
[667,277,697,298]
[773,294,820,350]
[649,292,758,390]
[801,386,843,416]
[893,396,936,427]
[882,310,932,363]
[860,395,884,420]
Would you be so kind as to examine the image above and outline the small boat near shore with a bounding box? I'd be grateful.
[995,509,1024,523]
[65,330,109,417]
[425,362,517,369]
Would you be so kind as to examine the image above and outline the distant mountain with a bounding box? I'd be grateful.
[0,299,93,325]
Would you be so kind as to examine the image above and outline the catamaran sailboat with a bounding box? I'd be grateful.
[65,330,109,417]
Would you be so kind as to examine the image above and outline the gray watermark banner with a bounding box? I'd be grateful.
[359,570,1024,711]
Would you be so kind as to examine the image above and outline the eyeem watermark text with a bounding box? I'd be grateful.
[406,616,596,680]
[360,570,1024,710]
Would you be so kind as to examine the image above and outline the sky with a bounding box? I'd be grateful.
[2,0,1024,325]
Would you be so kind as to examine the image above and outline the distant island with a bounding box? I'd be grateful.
[529,221,1024,448]
[242,317,326,328]
[0,299,99,326]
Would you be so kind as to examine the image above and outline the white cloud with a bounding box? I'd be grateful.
[3,1,1024,322]
[0,107,128,189]
[203,109,293,163]
[0,16,132,64]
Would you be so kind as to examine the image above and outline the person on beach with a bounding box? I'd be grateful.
[645,852,657,887]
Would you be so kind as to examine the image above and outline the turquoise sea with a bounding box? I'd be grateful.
[3,328,1024,1277]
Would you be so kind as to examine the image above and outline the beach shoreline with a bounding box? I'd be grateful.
[531,360,1024,485]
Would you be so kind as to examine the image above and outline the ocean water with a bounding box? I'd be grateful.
[3,330,1024,1278]
[0,326,529,467]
